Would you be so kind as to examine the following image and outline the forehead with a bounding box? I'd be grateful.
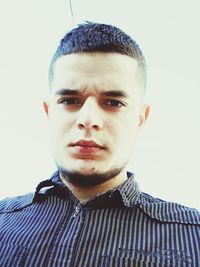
[51,52,142,96]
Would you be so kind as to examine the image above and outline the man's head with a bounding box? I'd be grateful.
[49,21,146,90]
[44,22,150,188]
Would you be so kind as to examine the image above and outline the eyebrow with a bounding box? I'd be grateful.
[55,89,80,96]
[55,89,128,98]
[101,90,128,98]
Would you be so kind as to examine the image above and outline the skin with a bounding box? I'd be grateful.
[44,52,150,202]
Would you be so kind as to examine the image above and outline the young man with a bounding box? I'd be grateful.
[0,22,199,267]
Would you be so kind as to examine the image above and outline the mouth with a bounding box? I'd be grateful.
[69,140,106,156]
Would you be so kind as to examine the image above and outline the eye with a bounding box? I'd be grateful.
[57,98,81,105]
[102,99,125,108]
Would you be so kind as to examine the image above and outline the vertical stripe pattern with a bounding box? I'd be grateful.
[0,171,199,267]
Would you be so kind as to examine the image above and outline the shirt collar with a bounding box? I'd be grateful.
[115,172,141,207]
[34,170,141,207]
[33,171,70,202]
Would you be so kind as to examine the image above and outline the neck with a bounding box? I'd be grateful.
[60,170,128,203]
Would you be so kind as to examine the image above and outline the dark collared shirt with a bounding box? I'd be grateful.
[0,171,199,267]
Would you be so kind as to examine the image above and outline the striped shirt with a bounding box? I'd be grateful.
[0,171,199,267]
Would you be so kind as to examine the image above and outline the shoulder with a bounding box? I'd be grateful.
[0,193,34,214]
[138,192,200,225]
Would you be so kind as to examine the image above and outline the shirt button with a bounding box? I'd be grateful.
[73,206,81,217]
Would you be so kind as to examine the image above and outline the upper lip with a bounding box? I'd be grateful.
[70,140,105,148]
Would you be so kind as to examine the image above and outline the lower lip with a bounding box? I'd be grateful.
[71,145,103,154]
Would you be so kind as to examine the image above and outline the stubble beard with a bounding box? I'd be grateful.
[58,165,125,187]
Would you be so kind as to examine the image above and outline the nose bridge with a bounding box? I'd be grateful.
[76,97,102,129]
[83,96,96,111]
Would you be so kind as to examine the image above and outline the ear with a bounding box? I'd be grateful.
[43,101,49,116]
[139,104,150,128]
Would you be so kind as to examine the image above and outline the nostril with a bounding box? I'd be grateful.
[77,122,100,130]
[78,123,85,129]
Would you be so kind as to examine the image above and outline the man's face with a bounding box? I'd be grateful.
[44,52,149,180]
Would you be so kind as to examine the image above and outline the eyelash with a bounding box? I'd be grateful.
[57,98,126,109]
[57,98,81,105]
[102,99,125,107]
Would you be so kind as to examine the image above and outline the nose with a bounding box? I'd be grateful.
[76,97,103,131]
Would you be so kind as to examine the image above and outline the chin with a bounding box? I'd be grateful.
[73,166,99,175]
[59,156,107,174]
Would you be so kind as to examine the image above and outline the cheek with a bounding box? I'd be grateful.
[50,109,75,129]
[107,112,139,135]
[49,112,75,143]
[112,118,139,146]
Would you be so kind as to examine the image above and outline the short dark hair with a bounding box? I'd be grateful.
[49,21,146,87]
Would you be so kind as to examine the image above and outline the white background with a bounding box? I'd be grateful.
[0,0,199,209]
